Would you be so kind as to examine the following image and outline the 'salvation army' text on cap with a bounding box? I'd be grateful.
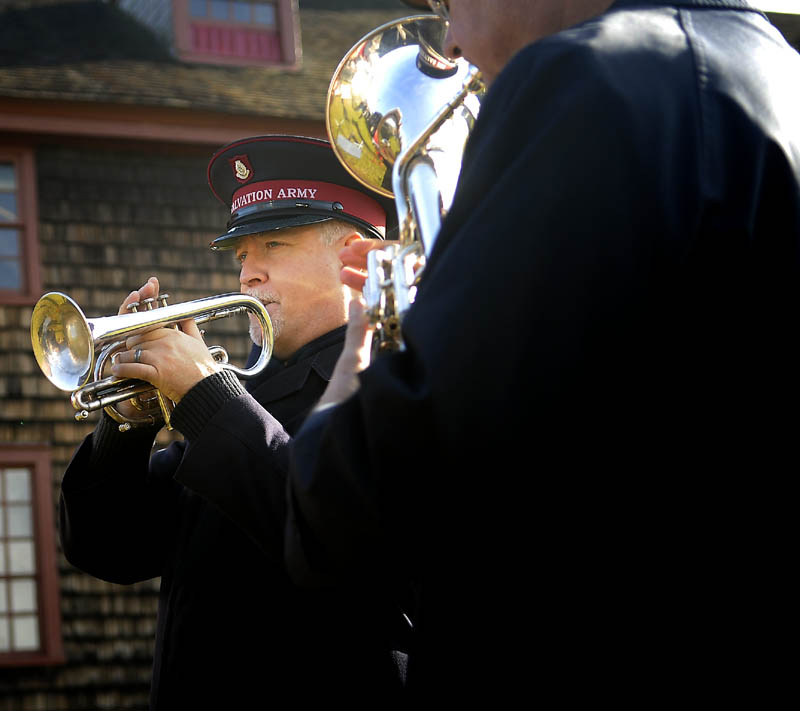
[207,135,396,250]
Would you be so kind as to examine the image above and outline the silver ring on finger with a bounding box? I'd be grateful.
[134,347,143,364]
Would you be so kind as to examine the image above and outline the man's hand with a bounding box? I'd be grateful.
[315,299,373,410]
[110,276,221,404]
[338,238,391,291]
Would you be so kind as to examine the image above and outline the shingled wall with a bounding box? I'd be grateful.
[1,140,248,710]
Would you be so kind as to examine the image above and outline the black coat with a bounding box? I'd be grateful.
[60,328,407,709]
[282,0,800,704]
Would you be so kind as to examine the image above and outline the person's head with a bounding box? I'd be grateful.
[207,135,395,358]
[401,1,614,84]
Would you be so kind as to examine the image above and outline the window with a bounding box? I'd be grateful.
[211,0,229,21]
[252,3,275,25]
[0,448,63,666]
[0,148,41,305]
[175,0,298,67]
[190,0,277,26]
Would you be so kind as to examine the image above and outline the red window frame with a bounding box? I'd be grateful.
[0,147,42,306]
[0,446,64,667]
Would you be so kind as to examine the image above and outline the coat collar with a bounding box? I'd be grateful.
[244,325,346,401]
[611,0,762,10]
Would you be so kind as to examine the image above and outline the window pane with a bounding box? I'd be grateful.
[0,544,5,575]
[0,584,7,613]
[0,193,17,222]
[233,1,249,21]
[12,615,39,651]
[0,163,15,191]
[4,468,31,502]
[10,579,37,613]
[190,0,207,16]
[0,506,4,535]
[8,505,32,537]
[0,228,19,256]
[0,616,9,651]
[211,0,228,20]
[8,541,35,574]
[0,259,21,289]
[253,2,275,25]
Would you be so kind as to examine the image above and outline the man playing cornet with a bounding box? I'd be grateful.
[59,136,408,709]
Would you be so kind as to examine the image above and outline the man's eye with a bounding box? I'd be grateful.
[265,241,282,249]
[236,252,247,264]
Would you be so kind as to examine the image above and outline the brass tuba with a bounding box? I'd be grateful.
[31,291,273,431]
[326,14,484,352]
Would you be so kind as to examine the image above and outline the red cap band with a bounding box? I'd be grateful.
[230,180,386,230]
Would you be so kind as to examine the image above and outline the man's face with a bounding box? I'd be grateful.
[236,223,349,359]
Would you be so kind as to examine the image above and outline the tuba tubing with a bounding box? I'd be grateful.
[325,15,484,352]
[394,65,483,255]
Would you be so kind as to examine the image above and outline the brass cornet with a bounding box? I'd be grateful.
[31,291,273,431]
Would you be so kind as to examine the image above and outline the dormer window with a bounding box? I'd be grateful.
[121,0,301,69]
[178,0,298,67]
[190,1,276,27]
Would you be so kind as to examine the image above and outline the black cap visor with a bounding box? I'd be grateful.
[210,205,386,250]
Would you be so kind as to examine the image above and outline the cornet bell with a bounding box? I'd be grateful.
[31,291,95,392]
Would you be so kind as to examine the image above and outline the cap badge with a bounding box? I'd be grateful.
[229,155,253,183]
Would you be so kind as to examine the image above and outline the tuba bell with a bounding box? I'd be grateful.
[326,13,484,352]
[31,291,273,431]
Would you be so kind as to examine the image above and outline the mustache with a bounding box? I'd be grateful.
[242,286,279,305]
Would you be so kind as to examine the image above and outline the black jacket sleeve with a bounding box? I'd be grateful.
[61,369,295,580]
[171,376,292,564]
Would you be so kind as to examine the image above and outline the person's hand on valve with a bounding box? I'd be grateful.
[110,276,222,408]
[337,237,386,291]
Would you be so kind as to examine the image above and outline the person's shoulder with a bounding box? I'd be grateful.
[487,6,696,120]
[510,7,690,84]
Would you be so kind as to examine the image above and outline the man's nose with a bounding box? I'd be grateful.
[443,23,462,60]
[240,258,266,288]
